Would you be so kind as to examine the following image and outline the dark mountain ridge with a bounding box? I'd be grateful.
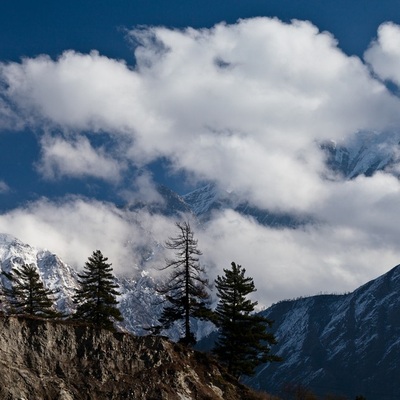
[244,263,400,400]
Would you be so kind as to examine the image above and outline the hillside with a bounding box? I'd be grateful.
[244,264,400,400]
[0,315,263,400]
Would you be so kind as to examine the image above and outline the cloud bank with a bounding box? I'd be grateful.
[1,18,400,305]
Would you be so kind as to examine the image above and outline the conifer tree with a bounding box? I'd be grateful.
[213,262,280,378]
[157,221,212,346]
[73,250,123,330]
[2,264,60,318]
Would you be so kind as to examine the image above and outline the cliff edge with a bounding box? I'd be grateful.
[0,316,259,400]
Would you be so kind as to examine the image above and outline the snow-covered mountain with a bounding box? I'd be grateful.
[244,264,400,400]
[0,233,164,335]
[322,130,400,179]
[0,233,78,314]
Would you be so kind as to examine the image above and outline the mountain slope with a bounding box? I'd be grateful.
[244,264,400,400]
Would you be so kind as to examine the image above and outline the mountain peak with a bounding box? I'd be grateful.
[0,232,24,246]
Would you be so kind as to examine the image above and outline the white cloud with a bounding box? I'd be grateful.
[0,198,145,273]
[194,170,400,307]
[0,187,398,307]
[0,51,148,133]
[36,135,123,182]
[2,18,400,212]
[317,173,400,241]
[0,197,185,279]
[127,19,400,210]
[365,22,400,86]
[0,97,23,130]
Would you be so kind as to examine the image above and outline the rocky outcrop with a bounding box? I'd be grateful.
[0,315,260,400]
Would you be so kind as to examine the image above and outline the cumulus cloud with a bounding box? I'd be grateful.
[365,22,400,86]
[126,18,400,211]
[2,19,400,211]
[0,51,147,133]
[36,135,123,181]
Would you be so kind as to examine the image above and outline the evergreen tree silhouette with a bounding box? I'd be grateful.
[3,264,60,318]
[213,262,280,378]
[73,250,123,330]
[157,221,212,345]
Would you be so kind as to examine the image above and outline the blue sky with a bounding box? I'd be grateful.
[1,1,400,305]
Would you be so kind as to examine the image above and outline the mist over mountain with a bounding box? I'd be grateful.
[174,130,400,239]
[182,183,311,228]
[322,130,400,179]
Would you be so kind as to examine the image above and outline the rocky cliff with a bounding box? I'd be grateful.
[0,316,260,400]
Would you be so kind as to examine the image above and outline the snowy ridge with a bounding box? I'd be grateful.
[0,233,162,334]
[323,130,400,179]
[182,183,223,216]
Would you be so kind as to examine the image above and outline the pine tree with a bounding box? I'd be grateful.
[2,264,60,318]
[213,262,280,378]
[73,250,123,330]
[157,221,212,346]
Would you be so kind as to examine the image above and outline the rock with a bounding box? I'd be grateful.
[0,315,258,400]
